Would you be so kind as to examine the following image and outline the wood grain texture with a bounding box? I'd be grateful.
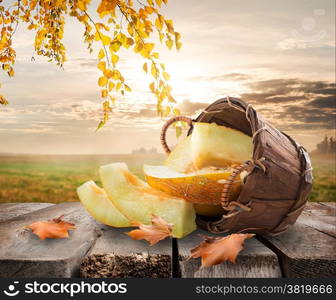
[260,221,336,278]
[177,229,281,278]
[0,202,101,278]
[80,227,172,278]
[298,202,335,237]
[0,203,54,223]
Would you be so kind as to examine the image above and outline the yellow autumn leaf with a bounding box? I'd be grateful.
[143,62,148,73]
[145,43,154,53]
[149,82,155,93]
[108,81,114,91]
[98,76,108,87]
[165,20,174,34]
[98,49,105,60]
[173,108,181,115]
[155,0,162,7]
[111,54,119,66]
[104,69,114,78]
[155,18,163,31]
[77,0,86,10]
[163,72,170,80]
[101,89,108,98]
[126,37,134,46]
[101,34,111,46]
[8,68,14,77]
[110,41,121,52]
[135,42,143,53]
[151,63,158,79]
[97,61,106,71]
[27,24,37,30]
[165,39,173,50]
[116,82,122,91]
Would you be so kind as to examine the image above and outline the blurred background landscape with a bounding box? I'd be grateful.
[0,136,335,203]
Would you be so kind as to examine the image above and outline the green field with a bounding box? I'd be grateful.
[310,153,336,202]
[0,154,164,204]
[0,153,334,203]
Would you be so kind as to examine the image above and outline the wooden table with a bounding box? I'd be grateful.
[0,202,335,278]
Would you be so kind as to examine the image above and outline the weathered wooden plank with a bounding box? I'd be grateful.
[261,222,336,278]
[319,202,336,209]
[298,202,336,237]
[80,227,172,278]
[177,229,281,278]
[0,203,54,223]
[0,202,101,278]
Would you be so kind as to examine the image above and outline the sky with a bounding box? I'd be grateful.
[0,0,335,154]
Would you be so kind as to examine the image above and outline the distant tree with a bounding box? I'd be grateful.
[0,0,182,129]
[316,136,336,154]
[329,137,336,154]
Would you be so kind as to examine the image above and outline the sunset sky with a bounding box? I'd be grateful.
[0,0,335,154]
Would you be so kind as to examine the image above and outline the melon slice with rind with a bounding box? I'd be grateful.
[77,180,131,227]
[144,165,243,206]
[99,162,196,238]
[191,122,253,169]
[164,135,195,173]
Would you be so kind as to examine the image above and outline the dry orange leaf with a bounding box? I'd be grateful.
[26,215,76,240]
[189,233,254,267]
[126,215,173,246]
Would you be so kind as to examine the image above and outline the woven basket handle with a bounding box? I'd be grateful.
[160,116,193,154]
[221,158,265,210]
[220,161,251,209]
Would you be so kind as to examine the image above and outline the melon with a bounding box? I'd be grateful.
[191,122,253,169]
[144,164,243,206]
[164,135,195,173]
[77,180,131,227]
[99,163,196,238]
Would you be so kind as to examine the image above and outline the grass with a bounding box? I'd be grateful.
[0,153,334,203]
[310,153,336,202]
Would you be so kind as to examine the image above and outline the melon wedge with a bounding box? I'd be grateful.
[144,165,243,206]
[77,180,131,227]
[164,135,195,173]
[99,163,196,238]
[191,122,253,169]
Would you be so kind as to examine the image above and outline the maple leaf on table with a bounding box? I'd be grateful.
[126,215,173,246]
[26,215,76,240]
[189,233,255,268]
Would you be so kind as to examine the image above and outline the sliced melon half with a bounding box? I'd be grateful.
[77,180,131,227]
[191,122,253,169]
[99,163,196,238]
[144,165,243,207]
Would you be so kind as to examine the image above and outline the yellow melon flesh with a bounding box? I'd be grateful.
[144,165,243,206]
[99,163,196,238]
[164,136,195,173]
[77,180,131,227]
[191,122,253,169]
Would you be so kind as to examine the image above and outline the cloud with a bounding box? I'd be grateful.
[190,72,251,82]
[237,78,335,132]
[177,99,208,115]
[309,95,336,109]
[277,38,334,50]
[76,58,97,68]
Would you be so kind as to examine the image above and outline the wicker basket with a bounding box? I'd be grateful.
[160,97,313,236]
